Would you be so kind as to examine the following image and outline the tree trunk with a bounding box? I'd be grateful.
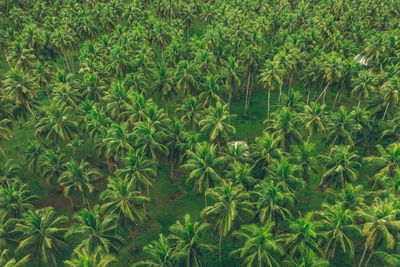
[170,160,174,180]
[288,73,293,94]
[316,82,330,103]
[69,197,74,209]
[267,88,271,119]
[129,224,137,250]
[278,82,283,105]
[219,232,223,256]
[26,101,35,117]
[382,101,390,120]
[0,146,7,160]
[204,192,208,208]
[364,249,374,267]
[165,98,168,116]
[331,87,341,111]
[244,72,251,116]
[358,238,371,267]
[12,130,21,148]
[228,88,232,123]
[51,253,58,267]
[306,88,311,105]
[358,92,362,108]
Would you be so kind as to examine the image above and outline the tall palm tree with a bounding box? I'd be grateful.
[103,82,130,121]
[199,102,235,145]
[66,205,125,253]
[356,197,400,267]
[223,57,242,115]
[102,123,134,164]
[232,222,283,267]
[151,63,175,114]
[0,180,36,218]
[301,102,326,142]
[351,70,377,108]
[64,246,116,267]
[319,145,360,189]
[3,69,37,116]
[267,157,305,193]
[168,214,216,267]
[201,181,253,254]
[198,75,223,108]
[250,132,281,176]
[134,234,175,267]
[182,143,224,207]
[176,60,199,97]
[317,203,361,259]
[176,96,203,130]
[100,176,148,249]
[325,107,360,147]
[40,149,66,187]
[15,207,67,267]
[293,142,319,182]
[58,159,100,208]
[259,59,283,119]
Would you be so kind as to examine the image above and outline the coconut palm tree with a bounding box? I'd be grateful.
[182,143,224,207]
[198,75,223,108]
[102,123,134,164]
[118,151,155,197]
[199,102,235,145]
[201,181,253,254]
[293,142,319,182]
[103,82,130,121]
[325,107,360,147]
[284,248,329,267]
[0,180,36,218]
[40,149,66,187]
[351,70,377,108]
[225,162,256,190]
[223,56,242,115]
[317,203,361,259]
[267,157,305,193]
[58,159,100,209]
[15,207,67,267]
[64,246,116,267]
[168,214,216,267]
[356,197,400,267]
[100,176,148,249]
[134,234,175,267]
[254,180,294,226]
[301,102,327,142]
[232,222,283,267]
[0,118,12,160]
[151,63,175,114]
[364,143,400,179]
[176,96,203,130]
[320,145,360,189]
[66,205,125,253]
[0,249,30,267]
[3,69,37,116]
[259,59,283,119]
[250,132,281,176]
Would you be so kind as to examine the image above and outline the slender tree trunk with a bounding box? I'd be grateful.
[316,82,330,103]
[51,253,58,267]
[364,249,374,267]
[165,98,168,116]
[69,197,74,209]
[146,183,150,197]
[288,73,293,94]
[358,92,362,108]
[358,238,371,267]
[244,72,251,116]
[306,88,311,105]
[278,82,283,105]
[219,232,223,256]
[228,88,232,123]
[331,87,341,111]
[267,88,271,119]
[187,24,190,41]
[170,160,174,179]
[0,146,7,160]
[12,130,21,148]
[4,51,12,69]
[204,192,207,208]
[26,102,35,117]
[128,224,137,250]
[382,102,390,120]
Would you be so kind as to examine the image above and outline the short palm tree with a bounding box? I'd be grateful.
[168,214,216,267]
[232,222,283,267]
[201,181,253,253]
[15,207,67,267]
[66,205,125,253]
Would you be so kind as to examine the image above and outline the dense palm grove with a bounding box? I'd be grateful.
[1,0,400,266]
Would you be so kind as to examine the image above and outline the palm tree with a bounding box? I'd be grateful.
[51,26,76,72]
[3,69,37,116]
[198,75,223,108]
[167,120,186,179]
[319,145,360,189]
[363,143,400,179]
[152,63,174,114]
[325,107,360,147]
[8,41,37,72]
[293,142,319,182]
[356,197,400,267]
[201,181,253,254]
[133,120,169,174]
[66,205,125,253]
[100,176,148,249]
[134,234,175,267]
[254,180,294,226]
[0,250,30,267]
[221,142,249,165]
[102,123,134,164]
[317,203,361,259]
[266,108,302,152]
[24,140,44,174]
[232,223,283,267]
[0,180,36,218]
[250,132,281,176]
[259,59,283,119]
[176,96,203,130]
[168,214,216,267]
[40,149,66,187]
[225,162,256,190]
[284,248,329,267]
[223,57,242,115]
[103,82,130,121]
[64,246,116,267]
[378,77,399,120]
[301,102,326,142]
[58,159,100,209]
[176,60,199,97]
[199,102,235,145]
[282,212,324,257]
[34,104,78,144]
[267,157,305,193]
[52,82,80,108]
[352,70,377,108]
[241,44,261,115]
[150,21,171,62]
[15,207,67,267]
